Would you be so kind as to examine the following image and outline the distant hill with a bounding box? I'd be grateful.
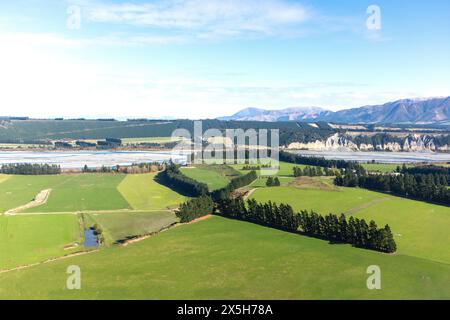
[220,97,450,124]
[218,107,327,122]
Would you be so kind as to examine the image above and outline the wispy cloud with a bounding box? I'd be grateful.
[75,0,311,40]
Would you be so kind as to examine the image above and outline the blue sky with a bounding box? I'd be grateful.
[0,0,449,119]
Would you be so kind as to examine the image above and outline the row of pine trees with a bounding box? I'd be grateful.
[217,197,397,253]
[176,195,215,223]
[0,163,61,175]
[211,170,258,201]
[335,171,450,205]
[157,163,209,197]
[293,166,335,177]
[280,151,366,174]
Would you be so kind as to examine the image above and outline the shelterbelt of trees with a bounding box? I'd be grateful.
[0,163,61,175]
[279,151,366,173]
[157,163,209,197]
[293,166,335,177]
[219,198,397,253]
[159,163,257,198]
[280,151,450,206]
[176,195,215,223]
[211,170,257,201]
[335,171,450,206]
[176,195,397,253]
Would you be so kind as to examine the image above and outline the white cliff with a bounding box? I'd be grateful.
[287,133,450,152]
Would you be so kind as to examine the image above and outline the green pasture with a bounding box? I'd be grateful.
[117,173,187,210]
[0,214,82,270]
[84,211,179,245]
[25,174,130,213]
[122,136,184,145]
[0,216,449,299]
[229,161,307,177]
[0,174,130,213]
[362,163,401,173]
[250,184,450,264]
[180,165,239,191]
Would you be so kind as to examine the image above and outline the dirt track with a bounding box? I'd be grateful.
[4,189,52,215]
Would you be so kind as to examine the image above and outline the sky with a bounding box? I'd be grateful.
[0,0,449,119]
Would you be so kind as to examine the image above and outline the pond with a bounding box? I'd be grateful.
[84,229,99,248]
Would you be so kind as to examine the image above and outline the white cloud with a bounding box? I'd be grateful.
[0,31,446,120]
[79,0,310,39]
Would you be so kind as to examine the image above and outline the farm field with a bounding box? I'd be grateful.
[117,173,187,210]
[180,165,239,191]
[250,184,450,264]
[0,173,186,214]
[0,214,82,270]
[0,172,189,271]
[229,161,308,177]
[0,216,449,299]
[0,174,130,213]
[0,175,59,213]
[84,211,179,245]
[122,136,184,145]
[26,174,130,213]
[0,164,449,300]
[361,163,400,173]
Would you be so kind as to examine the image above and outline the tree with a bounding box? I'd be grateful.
[176,195,215,223]
[273,177,281,186]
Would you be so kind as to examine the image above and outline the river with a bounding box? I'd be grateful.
[0,151,188,169]
[0,150,448,169]
[289,150,450,163]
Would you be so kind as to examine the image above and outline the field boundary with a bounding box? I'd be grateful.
[0,249,98,274]
[3,208,176,216]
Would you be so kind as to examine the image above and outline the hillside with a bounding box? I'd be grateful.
[1,216,449,299]
[220,97,450,124]
[218,107,326,122]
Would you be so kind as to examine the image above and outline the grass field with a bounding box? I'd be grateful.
[0,166,448,299]
[229,161,308,177]
[180,165,239,191]
[0,216,449,299]
[0,173,187,214]
[250,184,450,264]
[0,172,189,270]
[84,211,179,245]
[0,214,82,270]
[0,175,58,213]
[25,174,130,213]
[0,175,10,185]
[122,136,184,145]
[0,174,130,213]
[117,173,187,210]
[362,163,400,173]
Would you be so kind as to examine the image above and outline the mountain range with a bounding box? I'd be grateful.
[218,97,450,124]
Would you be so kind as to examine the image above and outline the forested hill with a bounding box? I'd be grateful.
[220,97,450,124]
[0,119,333,143]
[0,118,449,151]
[0,119,178,141]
